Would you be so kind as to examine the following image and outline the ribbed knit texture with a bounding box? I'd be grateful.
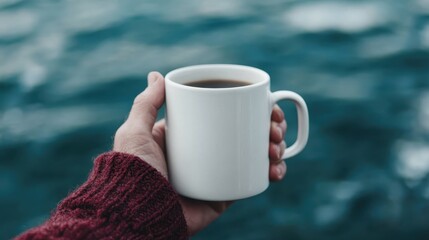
[15,152,188,240]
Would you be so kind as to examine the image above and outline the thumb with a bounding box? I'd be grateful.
[127,71,165,133]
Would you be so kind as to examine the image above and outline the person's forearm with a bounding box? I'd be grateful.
[16,152,188,240]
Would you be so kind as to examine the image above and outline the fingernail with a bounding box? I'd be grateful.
[276,145,281,159]
[148,72,159,86]
[277,166,283,178]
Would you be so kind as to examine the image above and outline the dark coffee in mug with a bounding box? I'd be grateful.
[185,79,251,88]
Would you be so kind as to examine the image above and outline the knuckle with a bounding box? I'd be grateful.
[115,124,129,139]
[133,93,147,106]
[132,93,157,118]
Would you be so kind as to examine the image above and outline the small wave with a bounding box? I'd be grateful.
[283,1,390,33]
[395,140,429,182]
[0,10,38,39]
[0,0,22,8]
[0,104,123,143]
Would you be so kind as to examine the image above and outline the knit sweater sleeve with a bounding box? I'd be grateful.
[15,152,189,240]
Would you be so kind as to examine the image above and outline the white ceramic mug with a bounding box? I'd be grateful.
[165,64,309,201]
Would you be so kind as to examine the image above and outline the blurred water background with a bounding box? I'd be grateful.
[1,0,429,239]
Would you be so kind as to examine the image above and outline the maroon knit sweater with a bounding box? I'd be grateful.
[15,152,189,240]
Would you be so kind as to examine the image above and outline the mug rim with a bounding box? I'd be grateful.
[165,64,270,91]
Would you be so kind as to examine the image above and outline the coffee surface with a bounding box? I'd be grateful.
[185,79,251,88]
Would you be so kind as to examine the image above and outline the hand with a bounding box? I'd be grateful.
[113,72,287,235]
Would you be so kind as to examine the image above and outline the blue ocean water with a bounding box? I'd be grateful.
[1,0,429,239]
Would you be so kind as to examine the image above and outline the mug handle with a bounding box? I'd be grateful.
[270,91,309,159]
